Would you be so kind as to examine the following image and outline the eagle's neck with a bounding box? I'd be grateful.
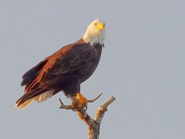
[82,32,105,46]
[77,38,104,48]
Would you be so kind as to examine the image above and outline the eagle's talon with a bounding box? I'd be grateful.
[71,95,88,111]
[81,103,87,111]
[83,106,87,111]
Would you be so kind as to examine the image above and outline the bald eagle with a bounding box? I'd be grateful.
[15,19,105,110]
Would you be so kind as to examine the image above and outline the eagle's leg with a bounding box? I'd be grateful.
[71,93,88,110]
[77,93,87,108]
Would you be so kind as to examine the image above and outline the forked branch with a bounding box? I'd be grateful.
[59,94,116,139]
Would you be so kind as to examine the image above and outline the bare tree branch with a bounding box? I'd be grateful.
[87,93,102,103]
[59,95,116,139]
[94,96,116,125]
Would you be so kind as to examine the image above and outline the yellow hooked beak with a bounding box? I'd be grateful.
[97,23,104,30]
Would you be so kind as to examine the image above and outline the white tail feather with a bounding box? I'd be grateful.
[15,90,54,110]
[34,90,54,103]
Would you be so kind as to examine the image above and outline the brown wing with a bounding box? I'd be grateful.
[15,39,97,109]
[43,42,97,85]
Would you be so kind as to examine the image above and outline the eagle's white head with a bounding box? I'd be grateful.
[83,19,105,46]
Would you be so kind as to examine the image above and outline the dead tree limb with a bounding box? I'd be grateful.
[59,95,116,139]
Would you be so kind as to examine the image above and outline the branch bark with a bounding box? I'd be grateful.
[59,95,116,139]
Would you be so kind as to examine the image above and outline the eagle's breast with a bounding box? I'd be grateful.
[79,44,103,83]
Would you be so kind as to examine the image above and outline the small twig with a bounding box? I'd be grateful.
[59,98,63,105]
[59,98,74,110]
[101,96,116,111]
[87,93,102,103]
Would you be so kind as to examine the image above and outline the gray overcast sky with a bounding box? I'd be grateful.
[0,0,185,139]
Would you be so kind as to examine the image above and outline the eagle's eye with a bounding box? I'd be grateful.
[94,23,97,26]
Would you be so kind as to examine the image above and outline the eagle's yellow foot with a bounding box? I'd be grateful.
[71,93,88,111]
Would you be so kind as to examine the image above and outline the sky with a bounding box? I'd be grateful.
[0,0,185,139]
